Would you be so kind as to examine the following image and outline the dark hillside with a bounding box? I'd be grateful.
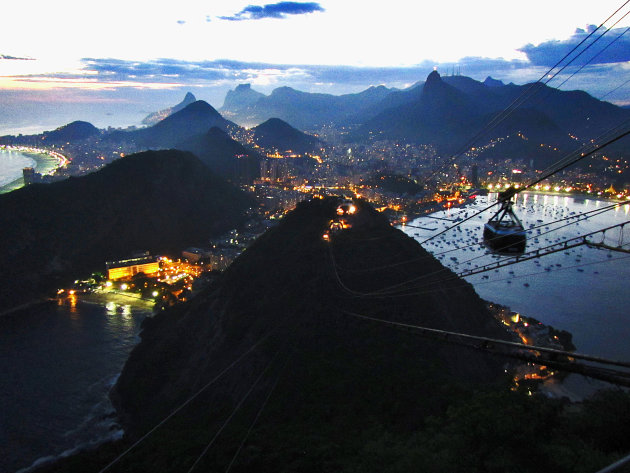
[33,198,630,473]
[251,118,323,154]
[0,150,254,307]
[103,198,510,469]
[176,126,261,183]
[105,101,239,149]
[41,120,100,143]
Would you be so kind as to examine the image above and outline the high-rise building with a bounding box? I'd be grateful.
[23,167,36,186]
[471,164,479,187]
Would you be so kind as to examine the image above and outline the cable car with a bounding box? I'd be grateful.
[483,187,526,254]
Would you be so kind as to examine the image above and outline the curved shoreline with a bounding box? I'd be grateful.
[0,146,68,193]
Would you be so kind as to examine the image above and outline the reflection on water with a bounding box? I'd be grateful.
[408,193,630,397]
[0,299,152,472]
[409,193,630,360]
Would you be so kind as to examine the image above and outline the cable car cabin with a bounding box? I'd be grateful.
[483,188,526,254]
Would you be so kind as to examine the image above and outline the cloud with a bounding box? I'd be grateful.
[518,25,630,67]
[219,1,324,21]
[1,54,34,61]
[2,55,628,108]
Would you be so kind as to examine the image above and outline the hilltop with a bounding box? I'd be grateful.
[32,197,630,472]
[0,120,100,146]
[141,92,197,126]
[251,117,323,154]
[0,149,254,308]
[105,100,239,149]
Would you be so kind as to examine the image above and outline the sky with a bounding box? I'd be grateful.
[1,0,629,133]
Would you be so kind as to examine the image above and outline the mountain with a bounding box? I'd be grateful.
[221,84,265,114]
[483,76,504,88]
[351,70,486,151]
[440,75,630,146]
[141,92,197,126]
[0,120,100,145]
[0,149,254,308]
[106,100,240,149]
[176,126,261,183]
[251,118,323,154]
[31,197,630,473]
[100,198,508,465]
[350,71,630,164]
[220,85,393,129]
[41,120,100,143]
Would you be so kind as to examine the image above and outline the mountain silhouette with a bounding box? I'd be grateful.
[101,197,510,467]
[177,126,261,183]
[0,149,253,307]
[221,83,266,114]
[251,118,323,154]
[221,84,393,129]
[106,100,239,149]
[141,92,197,126]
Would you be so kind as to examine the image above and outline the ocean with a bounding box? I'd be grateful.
[405,193,630,396]
[0,149,60,194]
[1,192,629,472]
[0,297,153,473]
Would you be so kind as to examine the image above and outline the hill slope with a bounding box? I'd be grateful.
[176,126,261,183]
[33,198,630,473]
[0,149,254,307]
[106,101,239,149]
[251,118,323,154]
[141,92,197,126]
[105,198,510,468]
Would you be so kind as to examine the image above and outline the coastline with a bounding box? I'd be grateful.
[0,146,68,194]
[7,295,153,473]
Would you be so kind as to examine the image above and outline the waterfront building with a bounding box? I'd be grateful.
[106,255,160,280]
[22,167,42,185]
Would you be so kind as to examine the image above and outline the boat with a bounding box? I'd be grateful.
[483,187,526,254]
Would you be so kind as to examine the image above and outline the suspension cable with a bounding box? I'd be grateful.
[187,347,284,472]
[98,325,280,473]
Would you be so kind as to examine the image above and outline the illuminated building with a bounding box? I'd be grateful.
[106,255,160,280]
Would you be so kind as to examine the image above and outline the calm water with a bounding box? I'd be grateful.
[2,193,629,471]
[0,298,152,473]
[405,193,630,395]
[0,149,59,193]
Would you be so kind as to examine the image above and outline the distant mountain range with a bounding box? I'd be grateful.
[220,72,630,165]
[222,84,265,114]
[220,83,393,129]
[0,149,253,308]
[142,92,197,126]
[3,73,627,172]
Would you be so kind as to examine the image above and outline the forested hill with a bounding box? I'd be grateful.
[34,197,630,473]
[0,149,254,308]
